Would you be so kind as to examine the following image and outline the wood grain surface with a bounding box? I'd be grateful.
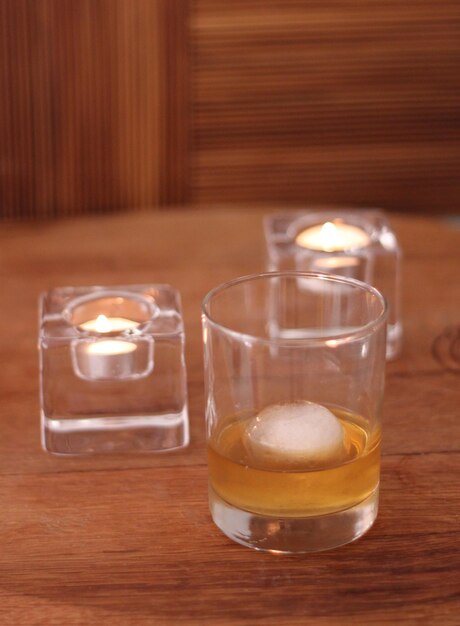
[0,208,459,625]
[2,1,460,218]
[0,0,171,218]
[191,0,460,213]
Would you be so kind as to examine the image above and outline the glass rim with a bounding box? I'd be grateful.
[201,271,388,347]
[63,288,159,331]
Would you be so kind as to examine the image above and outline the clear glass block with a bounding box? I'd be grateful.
[264,209,402,359]
[39,284,189,455]
[202,272,387,553]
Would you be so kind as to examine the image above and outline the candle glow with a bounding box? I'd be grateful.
[296,221,370,252]
[79,314,139,333]
[77,314,139,377]
[86,340,137,356]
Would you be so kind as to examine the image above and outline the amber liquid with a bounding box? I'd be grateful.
[208,407,380,518]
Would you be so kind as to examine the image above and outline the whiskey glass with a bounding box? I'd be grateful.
[202,272,387,553]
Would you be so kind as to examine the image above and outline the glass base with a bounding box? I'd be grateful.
[42,410,189,455]
[209,485,379,554]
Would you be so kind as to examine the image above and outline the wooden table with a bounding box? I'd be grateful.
[0,208,459,625]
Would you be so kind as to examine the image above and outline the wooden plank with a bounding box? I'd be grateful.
[0,454,458,624]
[0,0,53,218]
[159,0,191,206]
[0,210,458,463]
[191,0,460,213]
[2,1,459,217]
[0,0,182,218]
[0,209,458,623]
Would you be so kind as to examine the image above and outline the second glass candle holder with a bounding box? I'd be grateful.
[39,284,189,455]
[264,209,402,359]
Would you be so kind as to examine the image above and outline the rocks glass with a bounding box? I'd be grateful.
[202,272,387,553]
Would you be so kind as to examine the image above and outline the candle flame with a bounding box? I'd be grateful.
[94,314,113,333]
[320,222,338,251]
[295,220,370,251]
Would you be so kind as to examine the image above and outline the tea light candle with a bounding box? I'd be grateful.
[296,221,370,252]
[77,315,139,380]
[80,339,138,380]
[69,295,152,381]
[79,314,139,334]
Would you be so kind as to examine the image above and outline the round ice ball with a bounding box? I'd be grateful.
[245,401,345,468]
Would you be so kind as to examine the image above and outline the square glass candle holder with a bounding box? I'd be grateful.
[264,209,402,359]
[39,284,189,455]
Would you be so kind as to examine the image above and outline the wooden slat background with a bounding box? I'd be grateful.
[1,0,459,218]
[0,0,189,219]
[191,0,460,213]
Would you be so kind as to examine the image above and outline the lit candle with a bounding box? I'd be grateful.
[68,292,156,381]
[73,338,138,380]
[296,221,370,252]
[85,340,137,357]
[79,314,139,333]
[75,315,139,380]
